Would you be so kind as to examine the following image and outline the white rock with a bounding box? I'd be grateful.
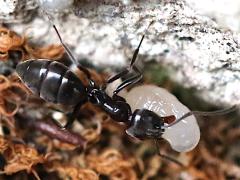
[4,0,240,107]
[187,0,240,32]
[0,0,18,14]
[38,0,74,12]
[0,0,38,23]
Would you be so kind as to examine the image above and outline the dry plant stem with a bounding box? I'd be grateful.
[0,136,47,179]
[198,144,240,179]
[0,75,28,117]
[0,26,65,61]
[47,162,99,180]
[16,114,87,147]
[86,149,137,179]
[30,119,86,147]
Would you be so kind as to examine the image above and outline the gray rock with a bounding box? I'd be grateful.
[0,0,38,23]
[2,0,240,107]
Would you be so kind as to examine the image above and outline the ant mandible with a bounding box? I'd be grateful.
[16,21,237,166]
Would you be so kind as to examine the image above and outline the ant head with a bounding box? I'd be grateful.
[126,109,165,140]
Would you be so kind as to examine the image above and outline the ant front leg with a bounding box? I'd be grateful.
[103,21,154,95]
[112,65,142,95]
[103,32,146,95]
[154,140,184,167]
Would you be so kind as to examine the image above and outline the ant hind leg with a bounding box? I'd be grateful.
[52,25,93,80]
[154,139,184,167]
[64,103,83,129]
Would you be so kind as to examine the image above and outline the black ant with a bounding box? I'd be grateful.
[16,22,237,166]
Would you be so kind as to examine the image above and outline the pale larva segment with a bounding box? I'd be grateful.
[37,0,74,12]
[125,85,200,152]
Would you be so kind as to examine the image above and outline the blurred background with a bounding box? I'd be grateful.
[0,0,240,179]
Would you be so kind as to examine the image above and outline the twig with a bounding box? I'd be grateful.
[15,113,87,148]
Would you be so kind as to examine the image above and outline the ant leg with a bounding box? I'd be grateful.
[103,21,154,92]
[44,107,66,128]
[158,152,184,167]
[104,34,145,85]
[51,117,73,129]
[64,103,83,129]
[113,66,142,95]
[102,34,145,93]
[103,22,154,88]
[40,9,93,80]
[50,103,83,129]
[154,139,184,167]
[52,25,92,80]
[76,65,92,80]
[127,21,154,68]
[105,68,130,85]
[64,114,75,129]
[49,110,74,129]
[52,118,65,129]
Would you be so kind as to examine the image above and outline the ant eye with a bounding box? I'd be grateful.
[154,124,160,129]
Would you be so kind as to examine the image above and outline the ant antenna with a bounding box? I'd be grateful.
[164,105,238,128]
[103,21,154,93]
[52,25,78,65]
[154,139,184,167]
[129,20,154,68]
[52,25,92,80]
[41,9,92,80]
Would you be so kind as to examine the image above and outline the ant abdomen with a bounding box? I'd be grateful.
[16,59,87,106]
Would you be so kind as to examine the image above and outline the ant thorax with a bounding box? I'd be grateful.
[125,85,201,152]
[87,85,132,123]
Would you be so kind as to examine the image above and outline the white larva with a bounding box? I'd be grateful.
[37,0,74,12]
[125,85,200,152]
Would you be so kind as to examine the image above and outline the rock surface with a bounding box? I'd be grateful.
[1,0,240,107]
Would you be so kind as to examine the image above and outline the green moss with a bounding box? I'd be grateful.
[144,62,170,85]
